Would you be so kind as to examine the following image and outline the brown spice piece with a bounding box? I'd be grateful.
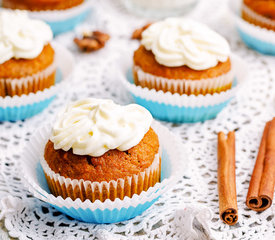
[217,131,238,225]
[131,23,152,40]
[74,31,110,52]
[246,118,275,212]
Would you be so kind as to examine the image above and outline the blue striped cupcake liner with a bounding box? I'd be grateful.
[0,43,74,122]
[28,1,92,35]
[120,54,247,123]
[0,95,56,122]
[21,121,186,223]
[132,95,232,123]
[229,0,275,55]
[237,29,275,55]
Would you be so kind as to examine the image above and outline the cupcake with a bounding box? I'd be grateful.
[229,0,275,55]
[21,104,184,223]
[121,18,247,123]
[121,0,198,19]
[2,0,84,11]
[242,0,275,31]
[2,0,91,35]
[41,98,161,202]
[0,10,55,97]
[133,18,233,96]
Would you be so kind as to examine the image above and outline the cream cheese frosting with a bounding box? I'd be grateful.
[0,10,53,64]
[141,18,230,70]
[50,98,153,157]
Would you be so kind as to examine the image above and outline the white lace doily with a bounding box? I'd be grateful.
[1,0,275,239]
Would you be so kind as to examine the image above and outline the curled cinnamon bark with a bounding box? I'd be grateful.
[246,119,275,211]
[217,131,238,225]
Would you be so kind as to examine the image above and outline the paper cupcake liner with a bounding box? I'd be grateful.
[229,0,275,55]
[41,150,161,203]
[121,0,198,18]
[0,42,74,121]
[131,96,233,123]
[122,0,197,9]
[0,96,56,122]
[133,65,234,96]
[28,0,92,35]
[120,54,247,123]
[0,60,56,98]
[20,121,186,223]
[242,3,275,30]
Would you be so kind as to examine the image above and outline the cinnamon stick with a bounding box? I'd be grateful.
[246,118,275,211]
[217,131,238,225]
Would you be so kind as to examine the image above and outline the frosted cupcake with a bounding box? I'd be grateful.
[41,98,161,202]
[133,18,233,96]
[242,0,275,31]
[0,10,55,97]
[121,18,247,122]
[2,0,84,11]
[2,0,91,35]
[229,0,275,55]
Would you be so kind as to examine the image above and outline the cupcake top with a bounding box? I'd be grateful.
[50,98,153,157]
[0,10,53,64]
[141,18,230,70]
[243,0,275,20]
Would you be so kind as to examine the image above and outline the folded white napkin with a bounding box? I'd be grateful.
[174,203,215,240]
[0,195,22,221]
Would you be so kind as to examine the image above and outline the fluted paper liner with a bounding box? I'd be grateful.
[229,0,275,45]
[133,65,234,96]
[121,54,247,108]
[28,0,92,21]
[242,3,275,31]
[41,149,161,203]
[0,60,56,97]
[20,121,185,215]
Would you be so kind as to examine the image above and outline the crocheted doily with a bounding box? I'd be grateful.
[1,0,275,239]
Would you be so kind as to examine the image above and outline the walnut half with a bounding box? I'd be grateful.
[131,23,152,40]
[74,31,110,52]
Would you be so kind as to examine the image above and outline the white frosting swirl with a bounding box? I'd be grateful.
[141,18,230,70]
[0,10,53,64]
[50,98,153,157]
